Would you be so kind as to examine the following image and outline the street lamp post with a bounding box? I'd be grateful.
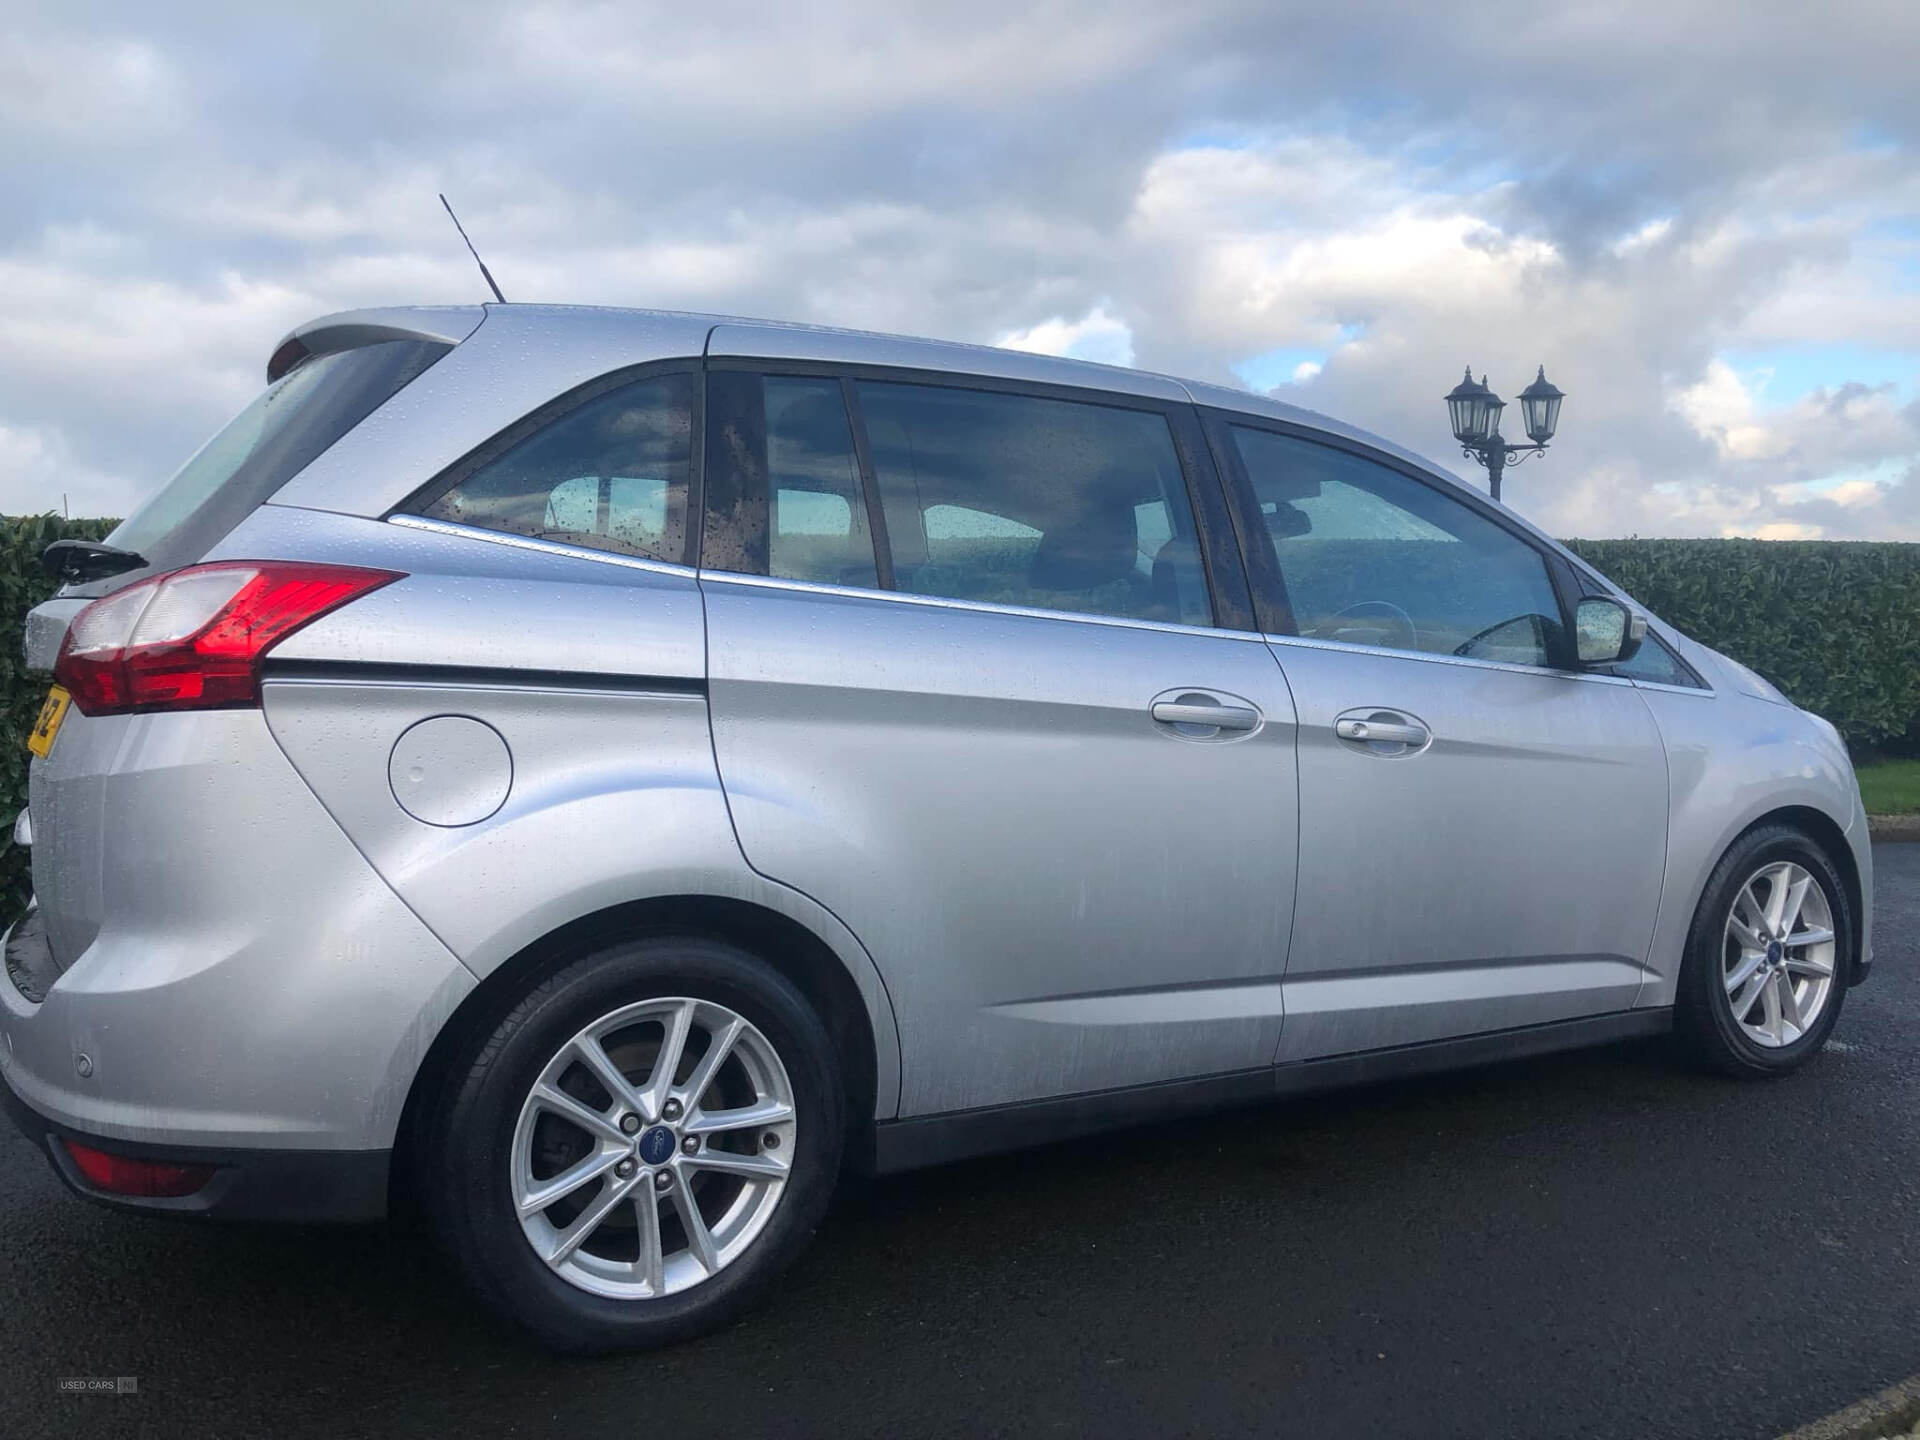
[1444,366,1565,503]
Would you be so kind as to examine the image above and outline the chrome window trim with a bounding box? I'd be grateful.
[388,513,697,578]
[1262,630,1641,687]
[1629,677,1719,698]
[697,568,1268,643]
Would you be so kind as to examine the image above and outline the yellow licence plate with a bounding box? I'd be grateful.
[27,685,71,758]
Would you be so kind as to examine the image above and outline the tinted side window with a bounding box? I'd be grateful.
[1231,426,1563,666]
[702,374,880,587]
[1610,632,1705,687]
[766,378,877,587]
[418,372,693,564]
[856,382,1211,626]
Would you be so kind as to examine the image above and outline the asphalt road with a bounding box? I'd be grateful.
[5,847,1916,1440]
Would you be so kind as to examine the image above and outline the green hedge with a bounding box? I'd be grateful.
[3,514,118,915]
[1565,538,1920,754]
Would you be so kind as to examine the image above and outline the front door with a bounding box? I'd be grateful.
[700,362,1300,1115]
[1208,416,1669,1063]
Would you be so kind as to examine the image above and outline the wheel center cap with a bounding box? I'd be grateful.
[637,1125,676,1166]
[1765,940,1783,966]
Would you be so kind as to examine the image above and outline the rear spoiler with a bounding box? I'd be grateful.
[266,306,488,383]
[41,539,147,584]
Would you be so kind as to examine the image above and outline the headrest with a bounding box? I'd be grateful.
[1028,488,1138,592]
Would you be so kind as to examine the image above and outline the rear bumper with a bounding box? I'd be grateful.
[10,707,475,1155]
[1,1068,390,1221]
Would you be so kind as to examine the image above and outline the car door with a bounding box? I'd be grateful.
[699,350,1300,1117]
[1204,414,1669,1064]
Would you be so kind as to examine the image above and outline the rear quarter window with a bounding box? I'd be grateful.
[411,371,695,566]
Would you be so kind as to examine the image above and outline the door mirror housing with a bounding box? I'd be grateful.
[1574,596,1647,666]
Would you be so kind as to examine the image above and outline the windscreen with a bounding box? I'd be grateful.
[100,338,448,583]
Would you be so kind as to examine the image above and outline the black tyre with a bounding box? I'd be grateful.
[422,935,844,1353]
[1674,823,1851,1078]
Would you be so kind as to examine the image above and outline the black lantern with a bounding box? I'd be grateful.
[1444,363,1566,503]
[1445,368,1501,443]
[1518,366,1565,444]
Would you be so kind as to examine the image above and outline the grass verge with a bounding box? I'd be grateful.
[1856,760,1920,816]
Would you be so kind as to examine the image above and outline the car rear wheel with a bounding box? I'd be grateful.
[1675,823,1851,1078]
[423,936,843,1353]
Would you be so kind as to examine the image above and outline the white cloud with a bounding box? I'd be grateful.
[997,305,1136,368]
[1612,218,1673,257]
[0,1,1917,541]
[0,28,185,147]
[1823,478,1892,508]
[1671,360,1790,461]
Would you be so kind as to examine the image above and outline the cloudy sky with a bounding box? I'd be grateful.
[4,1,1918,539]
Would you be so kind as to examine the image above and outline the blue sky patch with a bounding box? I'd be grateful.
[1233,346,1327,392]
[1726,344,1918,406]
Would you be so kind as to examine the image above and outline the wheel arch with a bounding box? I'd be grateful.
[1677,804,1865,987]
[391,894,890,1217]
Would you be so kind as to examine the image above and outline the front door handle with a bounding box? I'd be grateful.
[1151,699,1261,731]
[1334,717,1427,745]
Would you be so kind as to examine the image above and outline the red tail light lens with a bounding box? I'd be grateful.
[53,561,401,716]
[61,1138,215,1198]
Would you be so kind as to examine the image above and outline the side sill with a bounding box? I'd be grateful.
[865,1009,1673,1175]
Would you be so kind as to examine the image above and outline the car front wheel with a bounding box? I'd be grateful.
[1676,823,1852,1078]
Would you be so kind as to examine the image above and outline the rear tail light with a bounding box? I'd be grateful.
[61,1138,215,1199]
[53,561,400,716]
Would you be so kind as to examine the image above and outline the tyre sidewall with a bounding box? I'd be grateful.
[431,937,844,1353]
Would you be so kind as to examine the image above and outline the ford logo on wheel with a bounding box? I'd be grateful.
[637,1126,676,1167]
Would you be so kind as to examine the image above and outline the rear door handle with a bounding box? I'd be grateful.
[1332,709,1432,754]
[1334,717,1427,745]
[1151,700,1261,731]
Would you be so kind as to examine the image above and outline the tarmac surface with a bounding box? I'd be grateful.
[4,845,1915,1439]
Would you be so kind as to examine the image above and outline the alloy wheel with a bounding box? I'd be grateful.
[509,996,797,1299]
[1721,861,1838,1048]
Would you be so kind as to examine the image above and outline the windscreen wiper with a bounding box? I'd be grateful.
[41,539,149,584]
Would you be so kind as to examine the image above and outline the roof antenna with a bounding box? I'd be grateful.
[439,193,507,303]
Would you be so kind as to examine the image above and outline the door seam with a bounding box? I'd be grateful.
[694,572,908,1117]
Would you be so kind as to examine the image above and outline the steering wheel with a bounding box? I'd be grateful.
[1452,613,1541,659]
[1318,600,1418,650]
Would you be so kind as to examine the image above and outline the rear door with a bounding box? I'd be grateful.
[1205,415,1669,1063]
[699,350,1300,1116]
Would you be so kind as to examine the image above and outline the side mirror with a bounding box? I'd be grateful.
[1574,596,1647,666]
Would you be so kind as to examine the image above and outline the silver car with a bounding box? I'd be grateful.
[3,304,1872,1352]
